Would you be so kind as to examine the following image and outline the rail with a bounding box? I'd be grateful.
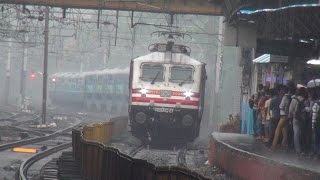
[0,115,81,151]
[177,146,188,168]
[73,116,210,180]
[14,113,82,180]
[18,143,71,180]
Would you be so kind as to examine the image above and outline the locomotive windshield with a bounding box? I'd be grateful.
[170,66,194,84]
[141,64,164,82]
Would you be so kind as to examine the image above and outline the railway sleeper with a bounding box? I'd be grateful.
[43,171,58,174]
[58,159,78,164]
[59,170,81,175]
[42,175,58,178]
[58,175,84,179]
[42,174,58,178]
[59,165,79,169]
[58,162,79,166]
[43,170,58,173]
[58,165,80,170]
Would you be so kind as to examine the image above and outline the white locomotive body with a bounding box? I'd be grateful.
[129,41,206,143]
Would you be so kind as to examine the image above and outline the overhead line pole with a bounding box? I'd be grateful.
[41,6,49,124]
[4,38,12,105]
[20,34,28,110]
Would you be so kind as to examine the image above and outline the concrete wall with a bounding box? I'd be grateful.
[215,46,242,125]
[211,22,257,127]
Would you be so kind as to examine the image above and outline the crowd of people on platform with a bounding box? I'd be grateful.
[249,81,320,159]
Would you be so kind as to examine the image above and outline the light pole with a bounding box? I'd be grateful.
[41,6,49,124]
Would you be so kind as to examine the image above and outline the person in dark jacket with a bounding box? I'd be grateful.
[272,84,296,150]
[268,88,282,146]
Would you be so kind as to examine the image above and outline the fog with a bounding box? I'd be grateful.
[0,6,225,131]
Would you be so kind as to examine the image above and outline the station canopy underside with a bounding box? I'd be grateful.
[237,3,320,58]
[239,4,320,40]
[0,0,223,15]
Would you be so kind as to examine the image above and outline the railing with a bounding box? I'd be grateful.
[72,117,210,180]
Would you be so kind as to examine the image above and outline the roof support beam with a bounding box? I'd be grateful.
[0,0,223,15]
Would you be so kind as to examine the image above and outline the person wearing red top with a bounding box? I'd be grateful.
[256,91,268,140]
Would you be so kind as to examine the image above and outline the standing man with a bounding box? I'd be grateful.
[288,87,306,155]
[272,83,295,150]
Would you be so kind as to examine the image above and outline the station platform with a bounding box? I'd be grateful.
[208,132,320,180]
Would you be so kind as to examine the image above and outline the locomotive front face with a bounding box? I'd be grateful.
[129,53,205,143]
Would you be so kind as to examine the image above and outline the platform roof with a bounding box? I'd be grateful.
[0,0,223,15]
[239,4,320,40]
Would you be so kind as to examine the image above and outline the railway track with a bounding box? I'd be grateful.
[177,145,188,168]
[40,151,84,180]
[0,111,16,120]
[18,143,71,180]
[117,141,191,169]
[0,111,83,180]
[10,113,214,180]
[21,115,213,180]
[0,114,81,152]
[0,112,39,124]
[129,144,145,157]
[1,113,47,138]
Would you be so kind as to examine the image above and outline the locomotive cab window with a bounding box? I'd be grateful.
[170,66,194,84]
[140,63,164,82]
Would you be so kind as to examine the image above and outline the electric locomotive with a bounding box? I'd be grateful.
[128,32,207,144]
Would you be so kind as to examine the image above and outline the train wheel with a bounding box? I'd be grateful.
[196,120,201,137]
[193,120,201,140]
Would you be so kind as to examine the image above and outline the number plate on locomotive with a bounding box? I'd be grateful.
[160,90,172,97]
[154,107,174,113]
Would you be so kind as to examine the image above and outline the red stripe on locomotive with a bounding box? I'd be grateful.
[131,97,199,106]
[131,88,200,98]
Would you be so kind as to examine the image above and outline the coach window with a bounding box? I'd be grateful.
[140,63,164,82]
[170,66,194,83]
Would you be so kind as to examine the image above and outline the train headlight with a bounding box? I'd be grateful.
[140,88,148,95]
[135,112,147,124]
[182,115,193,127]
[184,90,193,100]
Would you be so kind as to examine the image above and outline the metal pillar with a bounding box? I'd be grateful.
[41,6,49,124]
[114,11,119,46]
[20,34,28,108]
[215,17,224,94]
[131,26,136,59]
[4,38,12,105]
[211,16,224,127]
